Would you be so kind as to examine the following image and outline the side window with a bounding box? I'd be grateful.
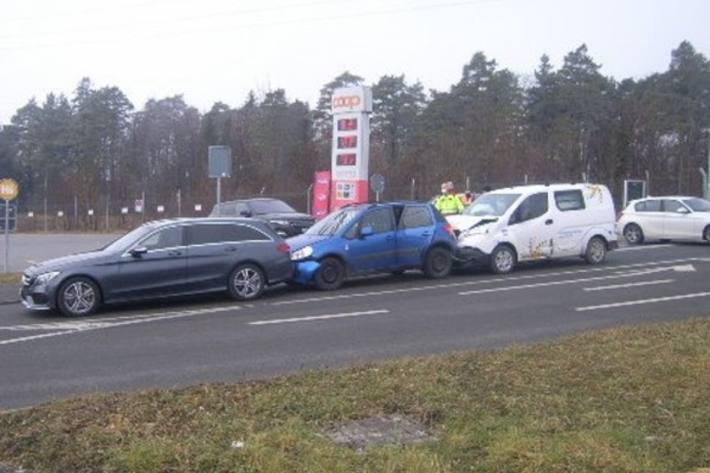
[222,224,270,242]
[139,226,183,250]
[638,200,661,212]
[662,200,686,213]
[187,224,225,246]
[510,193,548,225]
[634,201,646,212]
[360,208,395,234]
[400,206,433,229]
[554,190,585,211]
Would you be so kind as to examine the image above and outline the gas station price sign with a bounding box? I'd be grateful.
[336,154,357,166]
[337,118,358,131]
[337,136,357,149]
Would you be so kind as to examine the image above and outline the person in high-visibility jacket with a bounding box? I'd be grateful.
[435,181,464,215]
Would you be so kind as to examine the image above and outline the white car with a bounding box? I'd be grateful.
[617,196,710,244]
[451,183,618,273]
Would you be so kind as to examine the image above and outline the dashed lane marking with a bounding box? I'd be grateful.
[249,309,389,326]
[576,292,710,312]
[583,279,676,292]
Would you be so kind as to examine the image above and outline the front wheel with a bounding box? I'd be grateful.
[423,247,452,279]
[314,257,346,291]
[490,245,516,274]
[585,237,607,265]
[57,277,101,317]
[228,264,266,300]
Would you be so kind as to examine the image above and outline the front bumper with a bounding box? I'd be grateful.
[20,284,54,311]
[291,260,321,285]
[453,246,491,267]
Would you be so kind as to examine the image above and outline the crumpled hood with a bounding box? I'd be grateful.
[286,233,330,251]
[24,250,111,276]
[447,215,496,232]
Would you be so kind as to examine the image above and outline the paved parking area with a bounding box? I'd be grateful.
[0,242,708,410]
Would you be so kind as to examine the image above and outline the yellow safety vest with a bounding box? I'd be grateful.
[436,194,464,215]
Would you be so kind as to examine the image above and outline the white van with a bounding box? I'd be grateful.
[450,183,618,273]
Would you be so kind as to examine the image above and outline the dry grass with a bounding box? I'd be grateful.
[1,318,709,473]
[0,272,21,285]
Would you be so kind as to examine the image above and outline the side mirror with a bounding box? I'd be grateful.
[676,207,690,214]
[360,226,374,238]
[239,210,252,217]
[130,246,148,257]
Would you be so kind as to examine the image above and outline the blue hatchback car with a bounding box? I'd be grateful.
[287,202,457,290]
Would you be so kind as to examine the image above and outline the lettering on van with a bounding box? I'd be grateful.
[585,184,604,203]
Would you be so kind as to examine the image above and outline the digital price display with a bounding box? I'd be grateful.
[337,118,358,131]
[337,136,357,149]
[336,154,357,166]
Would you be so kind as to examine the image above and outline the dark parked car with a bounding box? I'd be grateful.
[21,218,292,317]
[288,202,457,290]
[209,198,315,237]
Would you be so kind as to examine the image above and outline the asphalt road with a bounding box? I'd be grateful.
[1,243,708,410]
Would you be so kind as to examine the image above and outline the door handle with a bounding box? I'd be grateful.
[225,247,238,252]
[168,250,182,256]
[545,219,554,225]
[385,235,394,241]
[421,231,431,237]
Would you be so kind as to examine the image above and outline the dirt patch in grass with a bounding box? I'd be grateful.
[0,273,21,286]
[1,318,710,472]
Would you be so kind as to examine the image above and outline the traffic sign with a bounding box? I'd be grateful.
[0,178,19,201]
[370,174,385,193]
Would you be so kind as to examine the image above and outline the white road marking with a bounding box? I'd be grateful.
[458,264,696,296]
[272,257,710,306]
[583,279,675,292]
[576,292,710,312]
[615,244,674,252]
[0,305,242,346]
[249,309,389,326]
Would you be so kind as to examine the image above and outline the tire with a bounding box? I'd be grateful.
[585,237,607,265]
[623,223,644,245]
[703,226,710,243]
[391,269,406,276]
[423,247,452,279]
[228,264,266,301]
[490,245,516,274]
[314,257,346,291]
[57,277,101,317]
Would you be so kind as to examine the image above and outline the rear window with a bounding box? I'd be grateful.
[634,200,661,212]
[554,190,585,211]
[400,206,433,229]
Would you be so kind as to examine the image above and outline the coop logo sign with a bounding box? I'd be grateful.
[332,95,361,110]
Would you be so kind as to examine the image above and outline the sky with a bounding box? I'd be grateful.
[1,0,709,123]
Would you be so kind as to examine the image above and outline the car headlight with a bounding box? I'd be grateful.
[269,220,290,226]
[35,271,60,285]
[291,246,313,261]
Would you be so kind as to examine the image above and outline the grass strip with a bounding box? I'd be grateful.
[1,318,709,473]
[0,273,21,286]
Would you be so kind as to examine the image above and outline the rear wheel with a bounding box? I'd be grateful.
[314,257,346,291]
[585,237,607,265]
[423,247,452,279]
[228,264,265,300]
[703,226,710,243]
[623,223,644,245]
[490,245,516,274]
[57,277,101,317]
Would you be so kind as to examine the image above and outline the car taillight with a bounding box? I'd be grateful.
[277,242,290,254]
[444,223,455,237]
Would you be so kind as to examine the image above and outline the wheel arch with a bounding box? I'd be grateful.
[230,259,268,283]
[55,273,105,308]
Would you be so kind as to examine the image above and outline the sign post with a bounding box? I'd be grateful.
[0,178,19,273]
[370,174,385,202]
[208,146,232,216]
[623,179,647,209]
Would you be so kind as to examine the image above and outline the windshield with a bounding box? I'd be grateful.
[249,199,297,215]
[682,198,710,212]
[305,208,360,236]
[101,225,155,253]
[464,193,521,217]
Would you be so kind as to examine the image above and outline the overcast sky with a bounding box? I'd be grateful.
[1,0,708,123]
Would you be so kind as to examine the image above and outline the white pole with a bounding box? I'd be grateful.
[4,199,9,273]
